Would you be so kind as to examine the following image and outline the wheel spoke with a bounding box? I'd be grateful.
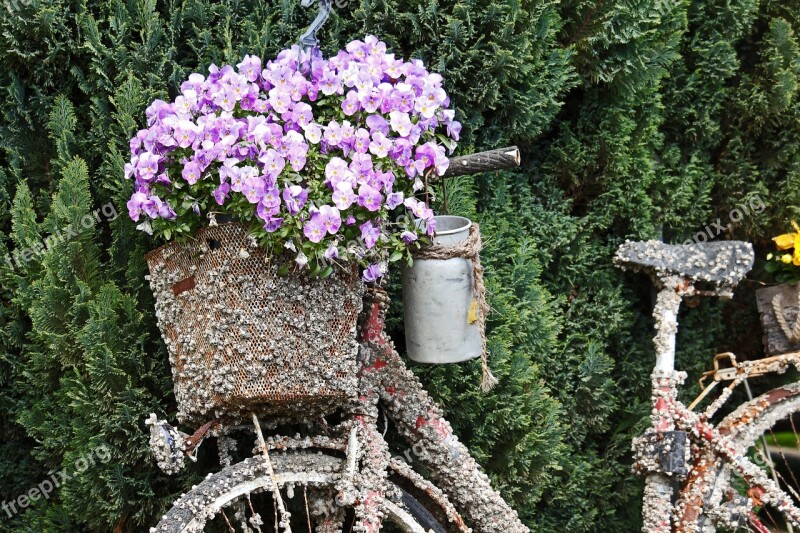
[790,414,800,449]
[303,487,312,533]
[220,507,235,533]
[753,444,800,504]
[760,505,780,531]
[767,426,800,499]
[246,493,263,533]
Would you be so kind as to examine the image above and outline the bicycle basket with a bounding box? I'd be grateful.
[146,223,364,423]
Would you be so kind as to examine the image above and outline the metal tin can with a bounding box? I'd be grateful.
[402,215,482,364]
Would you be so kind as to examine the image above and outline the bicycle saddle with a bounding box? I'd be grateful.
[615,240,754,288]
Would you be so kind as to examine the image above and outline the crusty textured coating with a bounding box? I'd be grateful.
[615,240,754,288]
[146,223,364,424]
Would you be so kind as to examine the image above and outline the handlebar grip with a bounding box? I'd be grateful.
[441,146,521,178]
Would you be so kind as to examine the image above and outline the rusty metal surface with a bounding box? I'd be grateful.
[171,276,196,296]
[182,418,220,453]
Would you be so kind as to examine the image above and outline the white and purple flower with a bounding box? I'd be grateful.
[125,36,461,281]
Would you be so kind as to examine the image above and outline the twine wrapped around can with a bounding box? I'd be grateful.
[411,223,498,392]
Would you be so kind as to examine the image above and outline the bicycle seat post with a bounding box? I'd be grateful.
[615,239,754,533]
[652,275,691,377]
[633,275,689,533]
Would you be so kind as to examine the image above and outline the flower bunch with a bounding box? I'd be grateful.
[765,221,800,283]
[125,36,461,280]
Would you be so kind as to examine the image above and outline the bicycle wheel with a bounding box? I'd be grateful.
[151,450,455,532]
[676,381,800,532]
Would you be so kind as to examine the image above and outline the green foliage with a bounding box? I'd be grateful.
[1,0,799,531]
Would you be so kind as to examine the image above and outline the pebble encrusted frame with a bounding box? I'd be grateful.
[146,223,364,423]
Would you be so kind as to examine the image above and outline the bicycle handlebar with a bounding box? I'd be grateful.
[440,146,520,178]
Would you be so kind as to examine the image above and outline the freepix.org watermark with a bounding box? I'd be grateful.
[1,444,112,519]
[2,202,118,272]
[681,194,765,249]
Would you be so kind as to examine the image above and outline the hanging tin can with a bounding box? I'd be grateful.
[402,215,483,364]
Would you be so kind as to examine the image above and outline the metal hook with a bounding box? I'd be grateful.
[298,0,333,49]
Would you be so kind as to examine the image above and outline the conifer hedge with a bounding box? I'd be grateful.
[0,0,798,531]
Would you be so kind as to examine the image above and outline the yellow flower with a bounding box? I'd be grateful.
[772,222,800,266]
[773,221,800,250]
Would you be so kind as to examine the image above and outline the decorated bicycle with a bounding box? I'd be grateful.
[131,4,525,531]
[617,232,800,532]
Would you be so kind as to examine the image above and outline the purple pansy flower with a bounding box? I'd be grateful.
[342,91,360,116]
[237,55,262,82]
[404,197,434,220]
[413,142,437,174]
[260,187,281,209]
[320,70,341,95]
[243,175,265,203]
[318,205,341,234]
[425,216,437,235]
[213,182,231,205]
[386,191,404,209]
[304,123,322,144]
[259,149,285,179]
[333,182,357,210]
[268,88,292,114]
[126,36,460,279]
[127,192,148,221]
[293,102,313,127]
[174,120,199,148]
[325,157,350,187]
[389,111,413,137]
[323,120,343,147]
[140,196,158,218]
[360,89,383,113]
[303,214,327,243]
[263,214,283,232]
[182,161,202,185]
[401,230,418,244]
[369,131,392,158]
[324,243,339,260]
[362,263,382,282]
[136,152,161,181]
[359,220,380,249]
[357,184,382,212]
[282,185,308,214]
[365,114,389,135]
[392,84,415,113]
[447,120,462,141]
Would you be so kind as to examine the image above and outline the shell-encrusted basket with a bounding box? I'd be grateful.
[756,282,800,356]
[146,223,364,424]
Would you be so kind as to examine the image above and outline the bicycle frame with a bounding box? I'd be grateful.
[353,287,528,531]
[638,275,800,532]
